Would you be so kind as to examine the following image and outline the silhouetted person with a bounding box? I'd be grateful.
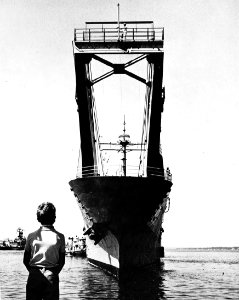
[122,23,127,41]
[23,202,65,300]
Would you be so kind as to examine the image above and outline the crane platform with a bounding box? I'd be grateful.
[74,21,164,54]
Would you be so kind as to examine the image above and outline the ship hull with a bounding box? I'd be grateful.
[69,176,172,278]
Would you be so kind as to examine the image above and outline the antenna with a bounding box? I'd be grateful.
[123,114,126,135]
[117,3,120,40]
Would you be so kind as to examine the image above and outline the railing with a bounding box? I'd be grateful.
[77,165,99,178]
[74,27,164,43]
[76,164,172,181]
[147,166,172,181]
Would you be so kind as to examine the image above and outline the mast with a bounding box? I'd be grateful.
[118,117,130,176]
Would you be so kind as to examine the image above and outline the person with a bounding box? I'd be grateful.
[23,202,65,300]
[122,23,127,41]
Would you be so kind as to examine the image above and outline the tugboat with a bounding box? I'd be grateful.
[69,18,172,278]
[65,236,86,257]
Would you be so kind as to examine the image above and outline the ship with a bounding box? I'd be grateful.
[69,19,172,278]
[0,228,26,250]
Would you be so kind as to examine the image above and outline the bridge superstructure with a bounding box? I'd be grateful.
[73,21,166,178]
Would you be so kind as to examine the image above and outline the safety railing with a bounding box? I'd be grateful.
[147,166,172,181]
[77,165,99,178]
[76,164,171,180]
[74,27,164,43]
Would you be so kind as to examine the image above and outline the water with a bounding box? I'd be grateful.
[0,249,238,299]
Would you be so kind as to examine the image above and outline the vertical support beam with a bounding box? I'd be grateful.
[74,54,96,175]
[146,53,165,176]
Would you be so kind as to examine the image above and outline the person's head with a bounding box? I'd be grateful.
[37,202,56,225]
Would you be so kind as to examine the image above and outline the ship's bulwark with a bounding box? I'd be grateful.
[69,176,172,277]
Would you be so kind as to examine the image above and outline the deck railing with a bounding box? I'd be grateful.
[76,164,172,181]
[74,27,164,43]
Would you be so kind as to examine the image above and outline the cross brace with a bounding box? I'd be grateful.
[91,54,150,86]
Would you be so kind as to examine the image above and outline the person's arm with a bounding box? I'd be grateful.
[56,251,65,274]
[55,234,65,274]
[23,234,31,271]
[23,249,31,271]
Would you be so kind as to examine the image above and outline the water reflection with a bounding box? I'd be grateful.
[61,256,119,299]
[79,269,119,299]
[118,262,166,300]
[63,257,166,299]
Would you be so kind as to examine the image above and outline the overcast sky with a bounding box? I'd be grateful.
[0,0,238,247]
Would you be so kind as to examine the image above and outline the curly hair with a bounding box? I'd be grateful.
[37,202,56,225]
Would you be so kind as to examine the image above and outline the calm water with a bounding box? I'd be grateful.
[0,249,238,299]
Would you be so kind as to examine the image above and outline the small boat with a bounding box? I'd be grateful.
[65,236,86,257]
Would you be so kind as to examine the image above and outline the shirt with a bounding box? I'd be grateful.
[25,226,65,268]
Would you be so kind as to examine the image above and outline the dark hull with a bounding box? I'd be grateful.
[0,246,24,250]
[69,176,172,277]
[65,250,86,257]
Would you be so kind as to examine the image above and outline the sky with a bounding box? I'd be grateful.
[0,0,238,247]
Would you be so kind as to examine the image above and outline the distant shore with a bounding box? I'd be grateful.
[166,247,239,252]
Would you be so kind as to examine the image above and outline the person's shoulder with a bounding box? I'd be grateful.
[26,228,40,240]
[54,229,65,239]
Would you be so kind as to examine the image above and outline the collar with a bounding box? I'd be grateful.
[41,225,54,230]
